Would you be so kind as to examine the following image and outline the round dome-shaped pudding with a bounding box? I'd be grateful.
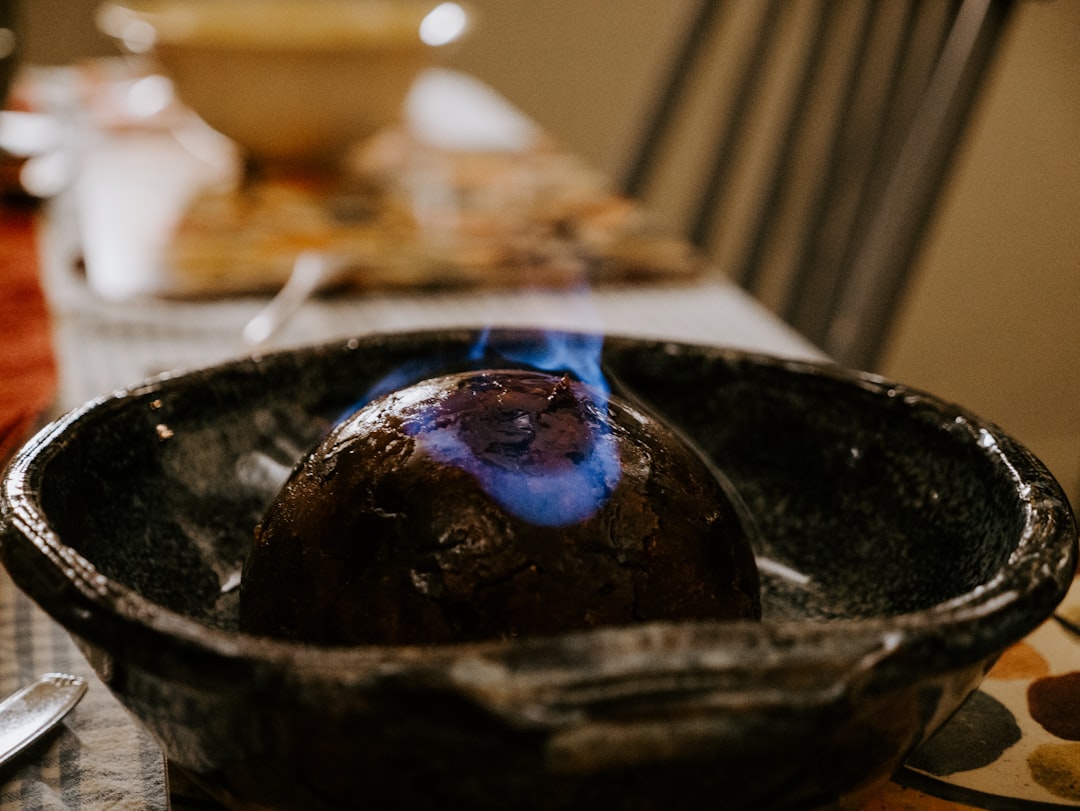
[240,369,760,645]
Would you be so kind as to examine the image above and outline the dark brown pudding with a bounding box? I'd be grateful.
[240,369,760,645]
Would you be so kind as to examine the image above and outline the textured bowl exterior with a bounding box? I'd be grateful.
[2,329,1076,810]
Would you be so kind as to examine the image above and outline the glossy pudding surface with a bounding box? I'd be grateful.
[240,369,761,645]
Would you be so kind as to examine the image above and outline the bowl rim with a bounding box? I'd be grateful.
[2,330,1076,703]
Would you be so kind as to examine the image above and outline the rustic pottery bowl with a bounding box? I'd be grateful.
[96,0,471,167]
[1,329,1075,811]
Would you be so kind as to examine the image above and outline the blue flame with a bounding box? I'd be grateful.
[355,329,620,527]
[358,329,609,408]
[467,327,609,400]
[413,396,621,528]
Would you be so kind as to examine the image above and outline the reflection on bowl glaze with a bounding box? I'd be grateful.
[0,329,1076,811]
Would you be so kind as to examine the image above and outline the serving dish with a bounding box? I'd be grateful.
[1,328,1075,810]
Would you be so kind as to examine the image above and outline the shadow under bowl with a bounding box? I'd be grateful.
[1,329,1075,810]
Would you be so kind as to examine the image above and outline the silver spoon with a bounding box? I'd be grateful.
[0,673,88,769]
[240,251,347,349]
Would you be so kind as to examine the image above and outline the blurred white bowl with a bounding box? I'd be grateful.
[97,0,471,167]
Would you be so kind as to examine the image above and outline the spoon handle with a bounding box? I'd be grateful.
[0,673,88,769]
[241,251,345,349]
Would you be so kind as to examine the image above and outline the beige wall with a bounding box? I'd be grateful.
[13,0,114,64]
[17,0,1080,507]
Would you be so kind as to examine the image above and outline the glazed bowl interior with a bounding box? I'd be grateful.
[2,328,1075,811]
[26,331,1057,625]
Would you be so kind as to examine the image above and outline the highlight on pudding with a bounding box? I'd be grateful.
[240,366,761,645]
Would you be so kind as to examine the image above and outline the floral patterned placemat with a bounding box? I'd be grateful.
[863,575,1080,810]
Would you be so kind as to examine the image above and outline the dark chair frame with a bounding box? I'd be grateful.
[621,0,1014,370]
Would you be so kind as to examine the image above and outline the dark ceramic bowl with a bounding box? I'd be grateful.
[1,329,1076,811]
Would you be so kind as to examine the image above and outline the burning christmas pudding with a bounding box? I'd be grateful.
[0,329,1074,811]
[240,368,761,646]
